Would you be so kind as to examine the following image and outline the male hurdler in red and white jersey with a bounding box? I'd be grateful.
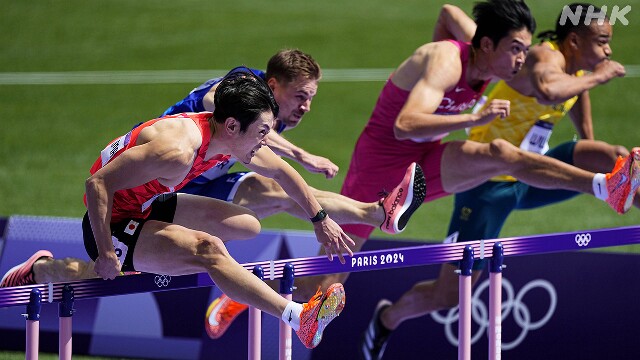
[85,112,230,222]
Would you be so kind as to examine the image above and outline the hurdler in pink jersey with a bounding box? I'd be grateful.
[349,40,490,215]
[340,0,629,244]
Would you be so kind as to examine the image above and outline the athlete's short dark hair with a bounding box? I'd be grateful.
[538,3,606,42]
[471,0,536,49]
[213,67,279,133]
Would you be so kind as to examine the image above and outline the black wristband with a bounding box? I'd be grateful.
[310,209,328,223]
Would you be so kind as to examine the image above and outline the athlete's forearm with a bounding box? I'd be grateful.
[272,164,323,218]
[85,176,116,256]
[394,112,477,140]
[266,131,306,161]
[568,92,594,140]
[535,72,602,105]
[247,147,323,218]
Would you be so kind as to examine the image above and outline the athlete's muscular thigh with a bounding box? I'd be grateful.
[134,220,228,276]
[172,193,261,241]
[233,174,293,218]
[440,140,505,193]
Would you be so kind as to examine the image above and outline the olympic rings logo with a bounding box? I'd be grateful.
[575,233,591,247]
[431,278,557,350]
[154,275,172,288]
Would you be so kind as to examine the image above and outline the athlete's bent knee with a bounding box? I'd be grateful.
[234,213,261,240]
[225,211,262,241]
[612,144,630,158]
[490,138,528,167]
[489,138,517,157]
[194,234,233,268]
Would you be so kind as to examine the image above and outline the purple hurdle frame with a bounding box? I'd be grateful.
[3,225,639,358]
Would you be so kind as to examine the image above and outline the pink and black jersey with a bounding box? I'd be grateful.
[364,40,489,143]
[340,40,490,239]
[85,112,231,222]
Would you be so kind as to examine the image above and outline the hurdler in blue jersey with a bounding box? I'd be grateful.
[155,50,424,239]
[161,51,427,340]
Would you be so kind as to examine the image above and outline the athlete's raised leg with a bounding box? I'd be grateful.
[205,163,427,339]
[231,173,384,225]
[136,194,345,349]
[441,139,595,194]
[441,140,640,213]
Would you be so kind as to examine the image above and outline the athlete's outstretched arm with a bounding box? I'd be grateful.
[266,131,339,178]
[245,146,354,263]
[432,4,476,42]
[568,91,594,140]
[528,48,625,105]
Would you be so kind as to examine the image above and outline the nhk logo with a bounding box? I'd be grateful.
[559,5,631,26]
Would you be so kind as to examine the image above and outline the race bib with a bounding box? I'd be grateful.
[100,132,132,167]
[470,95,488,115]
[443,231,459,244]
[520,120,553,154]
[111,235,129,265]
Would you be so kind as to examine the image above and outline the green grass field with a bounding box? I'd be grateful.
[0,0,639,358]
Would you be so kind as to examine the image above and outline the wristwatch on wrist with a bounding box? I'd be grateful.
[310,209,328,223]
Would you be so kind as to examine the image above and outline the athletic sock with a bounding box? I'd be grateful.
[593,173,608,201]
[282,302,303,331]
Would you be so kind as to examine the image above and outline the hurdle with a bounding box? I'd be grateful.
[489,242,504,360]
[1,224,639,359]
[248,266,263,360]
[278,263,295,360]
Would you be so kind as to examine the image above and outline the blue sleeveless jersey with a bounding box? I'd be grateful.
[160,66,287,188]
[161,67,266,116]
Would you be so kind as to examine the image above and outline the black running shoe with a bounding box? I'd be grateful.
[360,299,393,360]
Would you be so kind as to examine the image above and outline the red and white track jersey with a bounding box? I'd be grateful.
[85,112,231,222]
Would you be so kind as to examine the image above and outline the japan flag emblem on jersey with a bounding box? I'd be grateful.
[124,220,139,235]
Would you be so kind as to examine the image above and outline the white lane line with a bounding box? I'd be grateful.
[0,68,396,85]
